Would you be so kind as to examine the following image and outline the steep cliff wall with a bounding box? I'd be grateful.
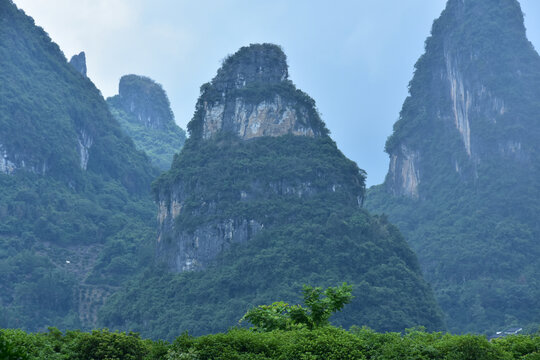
[383,0,534,199]
[154,135,365,272]
[367,0,540,333]
[387,145,421,198]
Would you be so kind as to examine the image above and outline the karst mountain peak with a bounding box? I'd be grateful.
[122,42,449,337]
[367,0,540,333]
[384,0,537,199]
[188,43,328,142]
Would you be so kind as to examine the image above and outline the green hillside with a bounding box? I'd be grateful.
[0,0,158,331]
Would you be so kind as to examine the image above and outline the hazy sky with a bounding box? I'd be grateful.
[12,0,540,185]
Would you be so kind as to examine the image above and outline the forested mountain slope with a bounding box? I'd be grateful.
[0,0,158,331]
[100,43,445,340]
[366,0,540,333]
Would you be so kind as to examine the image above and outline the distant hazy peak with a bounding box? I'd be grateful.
[113,74,175,130]
[69,51,87,77]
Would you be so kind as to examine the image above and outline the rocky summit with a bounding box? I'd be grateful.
[155,44,346,273]
[112,75,176,130]
[189,43,328,141]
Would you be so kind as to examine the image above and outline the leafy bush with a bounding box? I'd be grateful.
[241,283,353,331]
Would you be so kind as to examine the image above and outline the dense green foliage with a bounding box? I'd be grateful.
[0,172,156,331]
[0,1,158,332]
[100,133,443,340]
[0,2,155,192]
[366,0,540,334]
[2,326,540,359]
[107,75,186,170]
[241,283,353,331]
[153,134,366,223]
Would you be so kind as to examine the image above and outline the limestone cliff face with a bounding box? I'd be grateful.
[157,191,263,272]
[0,125,93,175]
[201,95,317,140]
[77,128,93,170]
[0,144,16,174]
[387,145,421,198]
[189,43,328,141]
[155,166,363,272]
[155,44,359,273]
[0,142,49,175]
[367,0,540,333]
[384,0,535,198]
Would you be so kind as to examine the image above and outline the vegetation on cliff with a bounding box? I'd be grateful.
[98,44,444,339]
[0,1,158,331]
[366,0,540,334]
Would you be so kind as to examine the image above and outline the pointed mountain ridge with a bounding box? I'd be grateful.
[69,51,87,77]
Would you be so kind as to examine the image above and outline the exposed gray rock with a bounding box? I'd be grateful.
[77,129,93,170]
[191,43,328,140]
[0,144,16,174]
[155,44,354,273]
[157,216,263,272]
[155,176,338,272]
[0,143,48,175]
[387,145,420,198]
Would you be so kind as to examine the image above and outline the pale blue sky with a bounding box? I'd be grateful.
[13,0,540,185]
